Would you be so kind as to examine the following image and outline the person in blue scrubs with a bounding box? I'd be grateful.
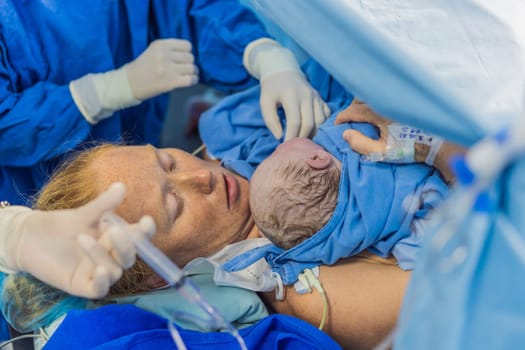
[0,0,329,206]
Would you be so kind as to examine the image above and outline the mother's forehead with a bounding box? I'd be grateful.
[93,145,157,165]
[89,147,163,218]
[89,145,159,186]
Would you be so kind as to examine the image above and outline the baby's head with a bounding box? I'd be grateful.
[250,138,341,250]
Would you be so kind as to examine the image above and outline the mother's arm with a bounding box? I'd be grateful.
[335,98,465,184]
[259,253,410,350]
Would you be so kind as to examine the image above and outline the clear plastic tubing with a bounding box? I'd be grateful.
[135,237,248,350]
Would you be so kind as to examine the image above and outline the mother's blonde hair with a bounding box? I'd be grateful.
[1,144,153,333]
[35,143,111,210]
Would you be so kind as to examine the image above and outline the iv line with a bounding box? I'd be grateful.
[135,237,248,350]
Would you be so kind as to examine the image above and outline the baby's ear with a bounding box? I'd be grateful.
[305,150,333,170]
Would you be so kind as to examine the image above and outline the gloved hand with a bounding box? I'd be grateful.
[70,38,199,124]
[126,39,199,101]
[2,183,156,299]
[244,38,330,141]
[335,98,444,165]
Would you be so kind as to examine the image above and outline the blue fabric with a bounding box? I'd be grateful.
[247,0,525,146]
[243,2,525,349]
[200,61,448,284]
[0,315,8,342]
[391,160,525,349]
[43,304,342,350]
[0,273,9,341]
[0,0,267,205]
[393,183,525,349]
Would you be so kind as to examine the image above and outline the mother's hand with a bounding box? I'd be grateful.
[335,98,435,164]
[335,98,391,157]
[336,99,464,183]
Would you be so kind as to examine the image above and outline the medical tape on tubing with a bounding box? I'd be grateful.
[384,124,418,163]
[380,124,443,165]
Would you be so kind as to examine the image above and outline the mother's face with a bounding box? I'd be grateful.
[91,145,254,266]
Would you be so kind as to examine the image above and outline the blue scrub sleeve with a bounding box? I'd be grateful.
[0,0,269,168]
[0,81,91,167]
[189,0,269,91]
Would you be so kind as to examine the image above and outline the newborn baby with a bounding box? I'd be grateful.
[249,138,341,249]
[227,120,448,285]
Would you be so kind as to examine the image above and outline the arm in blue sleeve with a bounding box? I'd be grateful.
[0,80,91,167]
[189,0,270,92]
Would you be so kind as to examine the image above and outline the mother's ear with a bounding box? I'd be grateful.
[145,273,169,290]
[305,150,333,170]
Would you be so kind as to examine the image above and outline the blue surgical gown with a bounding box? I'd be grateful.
[0,0,267,205]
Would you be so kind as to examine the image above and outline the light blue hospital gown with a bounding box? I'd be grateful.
[0,0,268,205]
[200,60,449,284]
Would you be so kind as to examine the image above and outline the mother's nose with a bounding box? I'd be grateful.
[170,169,212,194]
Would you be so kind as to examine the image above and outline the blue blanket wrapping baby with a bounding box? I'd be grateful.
[200,60,449,285]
